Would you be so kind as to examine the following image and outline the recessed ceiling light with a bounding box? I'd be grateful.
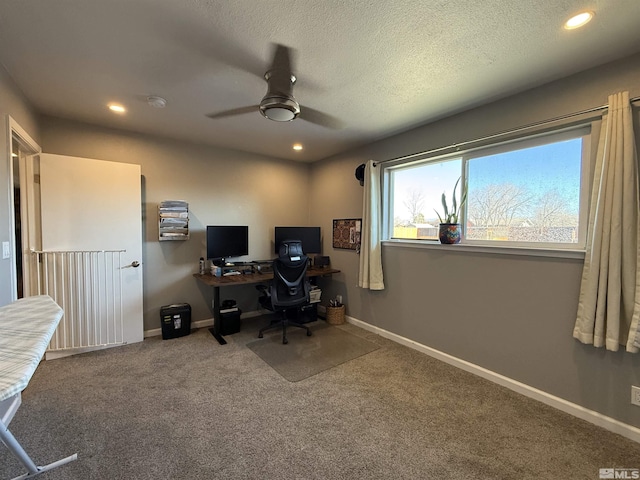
[292,144,303,151]
[108,104,126,113]
[564,11,594,29]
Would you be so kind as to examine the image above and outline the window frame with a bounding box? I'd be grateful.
[382,124,593,252]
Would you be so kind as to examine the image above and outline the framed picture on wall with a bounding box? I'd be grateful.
[333,218,361,250]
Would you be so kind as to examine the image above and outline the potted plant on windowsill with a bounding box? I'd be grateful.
[435,177,467,244]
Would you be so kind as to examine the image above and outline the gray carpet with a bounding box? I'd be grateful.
[246,321,379,382]
[1,316,640,480]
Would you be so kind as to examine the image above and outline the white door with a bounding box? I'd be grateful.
[39,154,143,350]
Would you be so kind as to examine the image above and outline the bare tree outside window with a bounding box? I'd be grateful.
[531,189,577,229]
[402,189,425,224]
[467,184,579,242]
[467,183,531,226]
[527,189,579,242]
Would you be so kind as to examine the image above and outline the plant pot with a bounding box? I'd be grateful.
[439,223,461,244]
[325,305,346,325]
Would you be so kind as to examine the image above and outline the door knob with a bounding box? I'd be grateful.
[130,261,141,268]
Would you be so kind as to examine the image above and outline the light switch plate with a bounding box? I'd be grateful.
[2,242,9,260]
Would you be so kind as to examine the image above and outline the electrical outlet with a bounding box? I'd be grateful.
[632,386,640,407]
[2,242,9,260]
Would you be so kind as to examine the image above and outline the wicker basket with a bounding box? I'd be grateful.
[325,305,346,325]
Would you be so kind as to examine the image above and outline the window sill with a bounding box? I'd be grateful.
[382,239,585,260]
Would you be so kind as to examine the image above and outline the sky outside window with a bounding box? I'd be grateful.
[392,159,462,226]
[467,139,582,215]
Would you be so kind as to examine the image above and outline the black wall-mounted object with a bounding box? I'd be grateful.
[355,163,365,186]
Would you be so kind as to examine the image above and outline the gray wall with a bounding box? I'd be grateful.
[39,117,311,330]
[309,53,640,427]
[0,66,41,306]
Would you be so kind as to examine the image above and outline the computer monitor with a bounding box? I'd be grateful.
[206,225,249,263]
[274,226,321,254]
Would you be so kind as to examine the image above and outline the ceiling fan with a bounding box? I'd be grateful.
[207,44,342,129]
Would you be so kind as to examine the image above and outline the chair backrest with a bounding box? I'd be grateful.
[270,240,310,309]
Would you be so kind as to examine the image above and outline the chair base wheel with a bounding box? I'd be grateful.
[258,313,313,344]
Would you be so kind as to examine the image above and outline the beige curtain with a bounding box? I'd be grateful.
[573,91,640,353]
[358,160,385,290]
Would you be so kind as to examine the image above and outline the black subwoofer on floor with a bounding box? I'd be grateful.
[220,310,242,336]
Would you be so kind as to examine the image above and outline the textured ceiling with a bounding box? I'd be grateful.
[0,0,639,162]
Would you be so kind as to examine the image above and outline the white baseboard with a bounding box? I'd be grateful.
[144,310,263,338]
[345,315,640,444]
[46,342,123,360]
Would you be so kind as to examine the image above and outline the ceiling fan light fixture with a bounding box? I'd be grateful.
[259,95,300,122]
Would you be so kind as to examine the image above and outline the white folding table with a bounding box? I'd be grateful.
[0,295,77,479]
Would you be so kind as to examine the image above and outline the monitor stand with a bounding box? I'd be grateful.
[214,257,234,267]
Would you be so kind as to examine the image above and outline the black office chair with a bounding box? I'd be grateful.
[257,239,312,344]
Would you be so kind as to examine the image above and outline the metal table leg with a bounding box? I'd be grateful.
[1,418,77,479]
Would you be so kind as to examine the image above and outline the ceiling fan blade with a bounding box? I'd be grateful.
[269,43,295,74]
[269,44,323,92]
[206,105,258,119]
[299,106,345,129]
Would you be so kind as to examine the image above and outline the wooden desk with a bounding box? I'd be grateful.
[194,266,340,344]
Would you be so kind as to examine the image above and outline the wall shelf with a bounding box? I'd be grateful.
[158,200,189,241]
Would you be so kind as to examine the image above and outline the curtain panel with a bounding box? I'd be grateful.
[358,160,385,290]
[573,91,640,353]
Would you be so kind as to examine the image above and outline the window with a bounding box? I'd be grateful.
[384,126,590,250]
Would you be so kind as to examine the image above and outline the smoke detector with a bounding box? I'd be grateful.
[147,96,167,108]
